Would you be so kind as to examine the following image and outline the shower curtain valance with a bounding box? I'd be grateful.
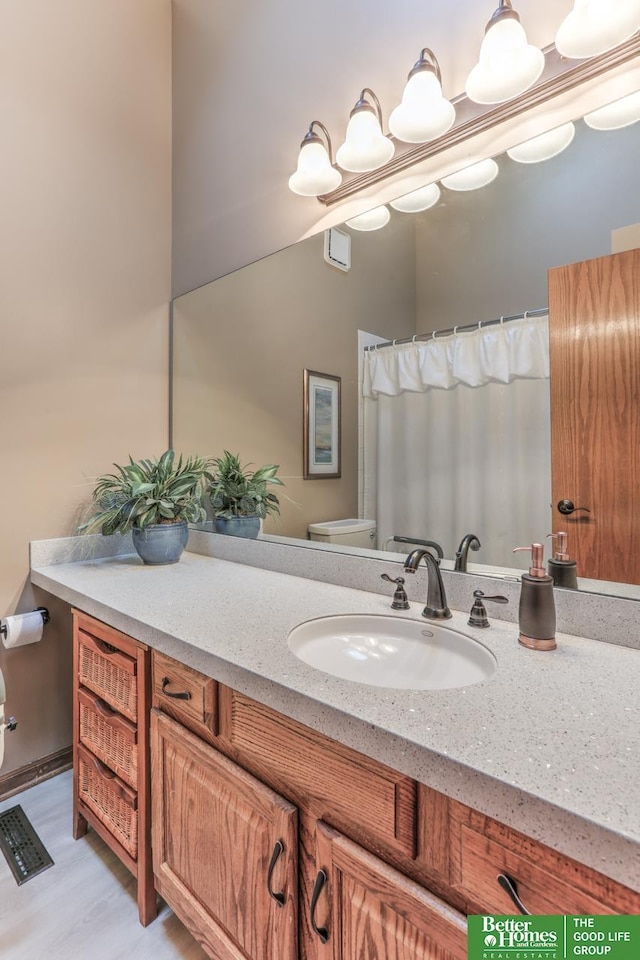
[363,314,549,398]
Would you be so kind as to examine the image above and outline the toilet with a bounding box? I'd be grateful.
[307,519,376,548]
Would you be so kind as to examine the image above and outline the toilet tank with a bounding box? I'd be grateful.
[308,519,376,548]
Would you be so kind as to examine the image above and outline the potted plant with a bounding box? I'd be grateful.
[209,451,284,539]
[79,450,213,564]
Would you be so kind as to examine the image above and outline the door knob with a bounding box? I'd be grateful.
[557,499,591,516]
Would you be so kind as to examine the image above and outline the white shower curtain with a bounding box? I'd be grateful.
[362,317,552,569]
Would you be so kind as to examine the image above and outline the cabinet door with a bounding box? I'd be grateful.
[151,710,298,960]
[310,821,467,960]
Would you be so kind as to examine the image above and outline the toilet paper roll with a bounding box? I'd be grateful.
[1,611,43,649]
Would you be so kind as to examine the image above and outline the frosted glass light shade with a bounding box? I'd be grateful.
[465,19,544,104]
[345,206,391,231]
[336,109,395,172]
[288,140,342,196]
[556,0,640,60]
[390,183,441,213]
[584,90,640,129]
[389,72,456,143]
[507,122,576,163]
[440,158,499,191]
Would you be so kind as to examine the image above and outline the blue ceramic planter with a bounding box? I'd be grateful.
[132,521,189,564]
[214,516,260,539]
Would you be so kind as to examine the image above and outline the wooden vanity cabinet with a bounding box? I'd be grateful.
[150,652,467,960]
[72,610,155,926]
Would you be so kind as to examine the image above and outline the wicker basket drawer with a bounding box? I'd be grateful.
[77,743,138,859]
[78,629,138,722]
[78,686,138,789]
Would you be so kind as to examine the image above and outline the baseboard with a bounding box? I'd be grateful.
[0,746,73,801]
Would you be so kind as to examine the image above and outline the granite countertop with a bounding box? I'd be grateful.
[31,549,640,889]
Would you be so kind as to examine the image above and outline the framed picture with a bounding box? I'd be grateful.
[303,370,341,479]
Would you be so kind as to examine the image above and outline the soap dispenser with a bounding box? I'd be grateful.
[547,531,578,589]
[512,543,557,651]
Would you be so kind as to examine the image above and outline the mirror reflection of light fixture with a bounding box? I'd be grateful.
[465,1,545,105]
[288,121,342,197]
[507,122,576,163]
[440,158,499,191]
[335,88,395,172]
[389,183,441,213]
[388,49,456,143]
[584,89,640,130]
[345,205,391,231]
[556,1,640,60]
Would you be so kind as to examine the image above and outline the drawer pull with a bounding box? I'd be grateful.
[266,840,285,907]
[310,869,329,943]
[161,677,192,701]
[497,873,531,915]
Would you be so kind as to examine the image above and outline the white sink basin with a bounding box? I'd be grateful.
[287,614,496,690]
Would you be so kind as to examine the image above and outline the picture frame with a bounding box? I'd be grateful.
[303,370,341,479]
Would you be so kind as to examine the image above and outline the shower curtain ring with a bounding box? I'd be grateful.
[453,326,458,336]
[432,330,437,341]
[500,315,505,325]
[478,320,483,330]
[392,339,397,347]
[412,335,417,343]
[523,310,529,319]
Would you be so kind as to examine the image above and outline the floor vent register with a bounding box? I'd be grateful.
[0,804,54,885]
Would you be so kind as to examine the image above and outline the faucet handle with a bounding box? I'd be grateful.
[468,589,508,628]
[380,574,410,610]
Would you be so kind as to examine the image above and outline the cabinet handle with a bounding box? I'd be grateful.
[266,840,285,907]
[161,677,192,701]
[497,873,531,915]
[310,869,329,944]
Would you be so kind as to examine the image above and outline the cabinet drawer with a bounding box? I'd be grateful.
[456,825,636,916]
[78,686,138,789]
[152,651,218,741]
[77,743,138,859]
[220,689,416,858]
[78,629,138,722]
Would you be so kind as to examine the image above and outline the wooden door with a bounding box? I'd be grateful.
[309,821,467,960]
[151,709,298,960]
[549,249,640,583]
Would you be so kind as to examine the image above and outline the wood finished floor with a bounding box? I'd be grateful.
[0,770,208,960]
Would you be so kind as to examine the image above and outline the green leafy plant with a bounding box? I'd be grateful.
[79,450,213,536]
[209,451,284,520]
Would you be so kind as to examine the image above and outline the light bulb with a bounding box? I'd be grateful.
[556,0,640,60]
[389,66,455,143]
[465,7,544,104]
[288,139,342,197]
[441,158,499,191]
[584,90,640,130]
[507,123,576,163]
[390,183,441,213]
[345,206,391,231]
[336,94,395,172]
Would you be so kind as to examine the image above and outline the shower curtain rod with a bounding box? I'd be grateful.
[365,306,549,352]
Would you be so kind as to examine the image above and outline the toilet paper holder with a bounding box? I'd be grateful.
[0,606,50,641]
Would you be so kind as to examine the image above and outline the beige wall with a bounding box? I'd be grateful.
[171,0,573,296]
[172,220,417,538]
[0,1,171,778]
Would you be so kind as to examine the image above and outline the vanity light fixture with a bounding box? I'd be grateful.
[440,158,499,191]
[335,88,395,172]
[507,122,576,163]
[345,205,391,231]
[465,0,545,105]
[288,121,342,197]
[388,49,456,143]
[389,182,441,213]
[556,0,640,60]
[584,89,640,129]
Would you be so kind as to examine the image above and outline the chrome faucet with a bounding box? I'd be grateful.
[454,533,481,572]
[403,549,452,620]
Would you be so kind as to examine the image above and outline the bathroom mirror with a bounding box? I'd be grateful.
[171,118,640,599]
